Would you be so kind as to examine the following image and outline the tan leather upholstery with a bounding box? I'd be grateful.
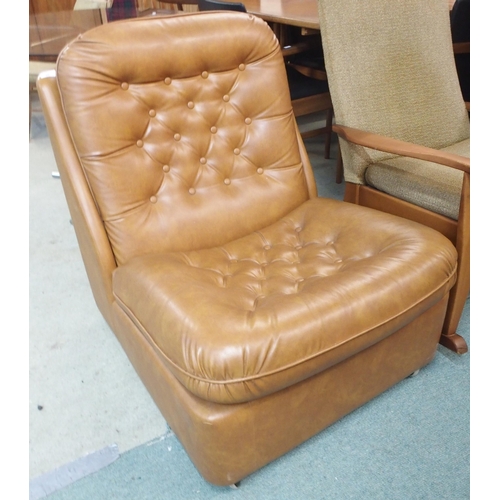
[38,12,458,485]
[55,13,312,264]
[114,197,456,404]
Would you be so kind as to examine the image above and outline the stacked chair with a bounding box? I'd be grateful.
[37,11,459,485]
[450,0,470,104]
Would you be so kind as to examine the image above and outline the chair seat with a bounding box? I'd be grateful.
[365,138,470,220]
[113,197,457,405]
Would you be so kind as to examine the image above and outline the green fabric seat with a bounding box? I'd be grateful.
[365,138,469,220]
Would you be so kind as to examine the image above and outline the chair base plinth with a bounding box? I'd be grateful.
[111,295,448,486]
[439,332,468,355]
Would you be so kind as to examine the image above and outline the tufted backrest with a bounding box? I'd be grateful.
[55,12,313,266]
[317,0,470,185]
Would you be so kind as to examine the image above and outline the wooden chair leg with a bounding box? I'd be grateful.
[439,268,469,354]
[29,89,32,141]
[324,108,333,159]
[335,141,343,184]
[439,247,469,354]
[439,172,470,354]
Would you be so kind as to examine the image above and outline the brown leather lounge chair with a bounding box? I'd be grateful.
[37,12,458,486]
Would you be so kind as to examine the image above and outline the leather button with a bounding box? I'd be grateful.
[149,110,156,117]
[257,168,263,174]
[164,77,172,85]
[200,157,207,164]
[189,188,196,195]
[223,95,230,102]
[174,133,181,141]
[162,165,170,173]
[245,117,252,125]
[233,148,240,155]
[238,63,246,71]
[295,227,302,233]
[201,71,209,79]
[264,245,271,250]
[120,82,129,90]
[187,101,194,109]
[224,178,231,185]
[210,126,217,134]
[150,196,157,203]
[136,140,143,148]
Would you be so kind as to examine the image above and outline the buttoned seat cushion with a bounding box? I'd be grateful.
[365,138,469,220]
[113,197,457,405]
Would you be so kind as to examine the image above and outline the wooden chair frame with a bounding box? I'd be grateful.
[333,125,470,354]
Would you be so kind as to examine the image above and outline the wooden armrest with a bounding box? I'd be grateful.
[333,124,470,174]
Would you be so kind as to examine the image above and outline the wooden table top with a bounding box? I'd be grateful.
[30,7,175,60]
[30,1,457,61]
[216,0,456,31]
[241,0,320,30]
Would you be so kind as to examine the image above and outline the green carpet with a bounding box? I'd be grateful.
[45,299,470,500]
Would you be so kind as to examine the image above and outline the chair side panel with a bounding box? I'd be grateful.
[37,73,118,325]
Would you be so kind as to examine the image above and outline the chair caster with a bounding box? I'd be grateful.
[229,482,241,489]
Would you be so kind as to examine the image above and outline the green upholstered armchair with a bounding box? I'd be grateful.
[318,0,470,354]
